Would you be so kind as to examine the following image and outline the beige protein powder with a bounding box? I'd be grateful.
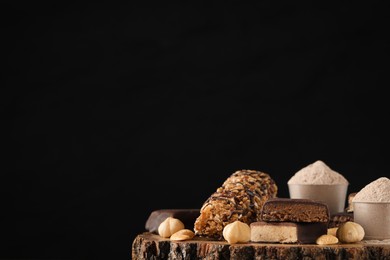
[288,160,349,185]
[352,177,390,203]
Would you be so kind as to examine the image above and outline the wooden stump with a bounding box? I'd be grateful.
[132,232,390,259]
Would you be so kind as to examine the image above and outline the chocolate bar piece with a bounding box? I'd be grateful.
[145,209,200,233]
[328,212,354,228]
[250,221,327,244]
[260,198,329,223]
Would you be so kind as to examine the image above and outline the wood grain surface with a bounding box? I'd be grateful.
[132,232,390,259]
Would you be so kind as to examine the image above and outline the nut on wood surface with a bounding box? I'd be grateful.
[336,221,365,243]
[170,229,195,241]
[222,220,251,244]
[157,217,185,238]
[316,234,339,245]
[327,227,338,237]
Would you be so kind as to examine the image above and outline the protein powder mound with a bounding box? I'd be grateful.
[288,160,349,185]
[352,177,390,203]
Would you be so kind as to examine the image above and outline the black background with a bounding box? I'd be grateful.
[4,2,390,259]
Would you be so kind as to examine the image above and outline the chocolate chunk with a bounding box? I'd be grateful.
[145,209,200,233]
[250,221,327,244]
[328,212,354,228]
[260,198,329,223]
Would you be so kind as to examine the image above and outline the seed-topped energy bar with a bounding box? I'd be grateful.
[194,170,278,239]
[328,212,354,228]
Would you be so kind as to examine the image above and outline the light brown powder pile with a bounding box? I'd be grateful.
[352,177,390,203]
[288,160,349,185]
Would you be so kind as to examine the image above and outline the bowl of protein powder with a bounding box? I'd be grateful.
[288,160,349,215]
[353,177,390,240]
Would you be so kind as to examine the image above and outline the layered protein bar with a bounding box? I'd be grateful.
[260,198,330,223]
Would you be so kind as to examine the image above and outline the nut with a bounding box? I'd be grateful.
[170,229,195,241]
[316,234,339,245]
[336,221,365,243]
[222,220,251,244]
[327,227,338,237]
[158,217,185,238]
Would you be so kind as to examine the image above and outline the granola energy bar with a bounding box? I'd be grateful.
[328,212,354,228]
[194,170,278,239]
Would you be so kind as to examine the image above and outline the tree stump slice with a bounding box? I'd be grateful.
[132,232,390,259]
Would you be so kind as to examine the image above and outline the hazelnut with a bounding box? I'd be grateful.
[327,227,338,237]
[170,229,195,241]
[316,234,339,245]
[336,221,365,243]
[158,217,185,238]
[222,220,251,244]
